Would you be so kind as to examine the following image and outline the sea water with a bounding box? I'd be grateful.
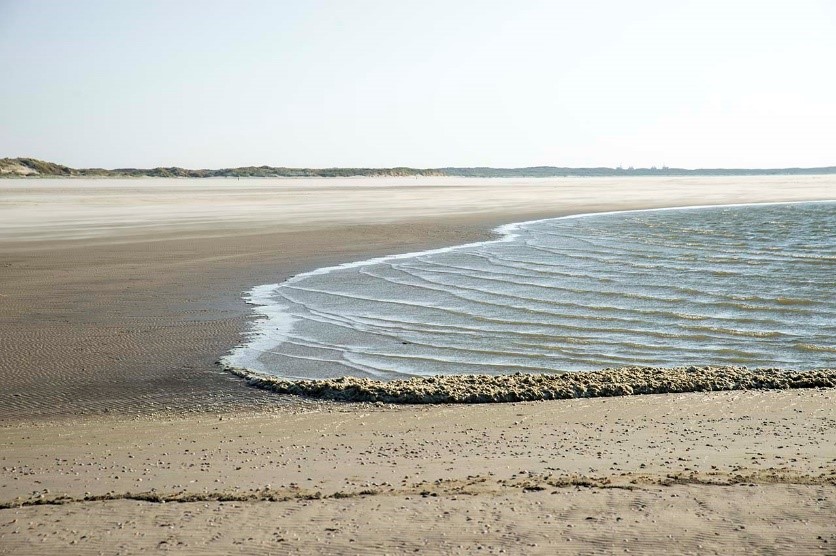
[224,202,835,379]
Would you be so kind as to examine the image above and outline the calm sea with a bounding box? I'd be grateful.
[225,202,835,379]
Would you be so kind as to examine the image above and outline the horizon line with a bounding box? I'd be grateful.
[3,157,836,174]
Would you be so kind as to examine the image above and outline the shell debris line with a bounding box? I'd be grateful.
[226,365,836,404]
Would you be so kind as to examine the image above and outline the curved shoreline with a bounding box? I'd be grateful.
[222,199,836,380]
[225,365,836,404]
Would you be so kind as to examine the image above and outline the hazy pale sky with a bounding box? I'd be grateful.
[1,0,834,169]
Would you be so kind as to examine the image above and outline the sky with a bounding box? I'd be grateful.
[1,0,835,169]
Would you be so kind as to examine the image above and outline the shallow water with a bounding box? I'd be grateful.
[226,202,836,379]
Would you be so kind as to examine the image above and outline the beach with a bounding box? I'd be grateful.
[1,175,835,553]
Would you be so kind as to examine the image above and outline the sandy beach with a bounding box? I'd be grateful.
[1,175,835,553]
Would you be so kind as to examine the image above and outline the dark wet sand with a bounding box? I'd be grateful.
[0,218,506,420]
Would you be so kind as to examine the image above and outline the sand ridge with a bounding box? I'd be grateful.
[228,365,836,403]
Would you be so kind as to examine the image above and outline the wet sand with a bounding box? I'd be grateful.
[1,175,835,553]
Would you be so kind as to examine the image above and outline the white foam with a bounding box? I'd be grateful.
[221,283,297,373]
[220,199,835,375]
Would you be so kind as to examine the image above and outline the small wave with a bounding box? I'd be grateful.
[795,343,836,353]
[774,297,816,306]
[672,313,708,320]
[701,327,784,338]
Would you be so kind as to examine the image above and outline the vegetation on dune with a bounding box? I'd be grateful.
[2,157,835,178]
[0,157,76,176]
[0,158,447,178]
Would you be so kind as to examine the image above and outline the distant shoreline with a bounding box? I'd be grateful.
[2,156,836,178]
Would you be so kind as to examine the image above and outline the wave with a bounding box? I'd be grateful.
[222,200,836,378]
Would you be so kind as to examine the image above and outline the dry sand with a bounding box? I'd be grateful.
[1,175,835,553]
[1,390,834,554]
